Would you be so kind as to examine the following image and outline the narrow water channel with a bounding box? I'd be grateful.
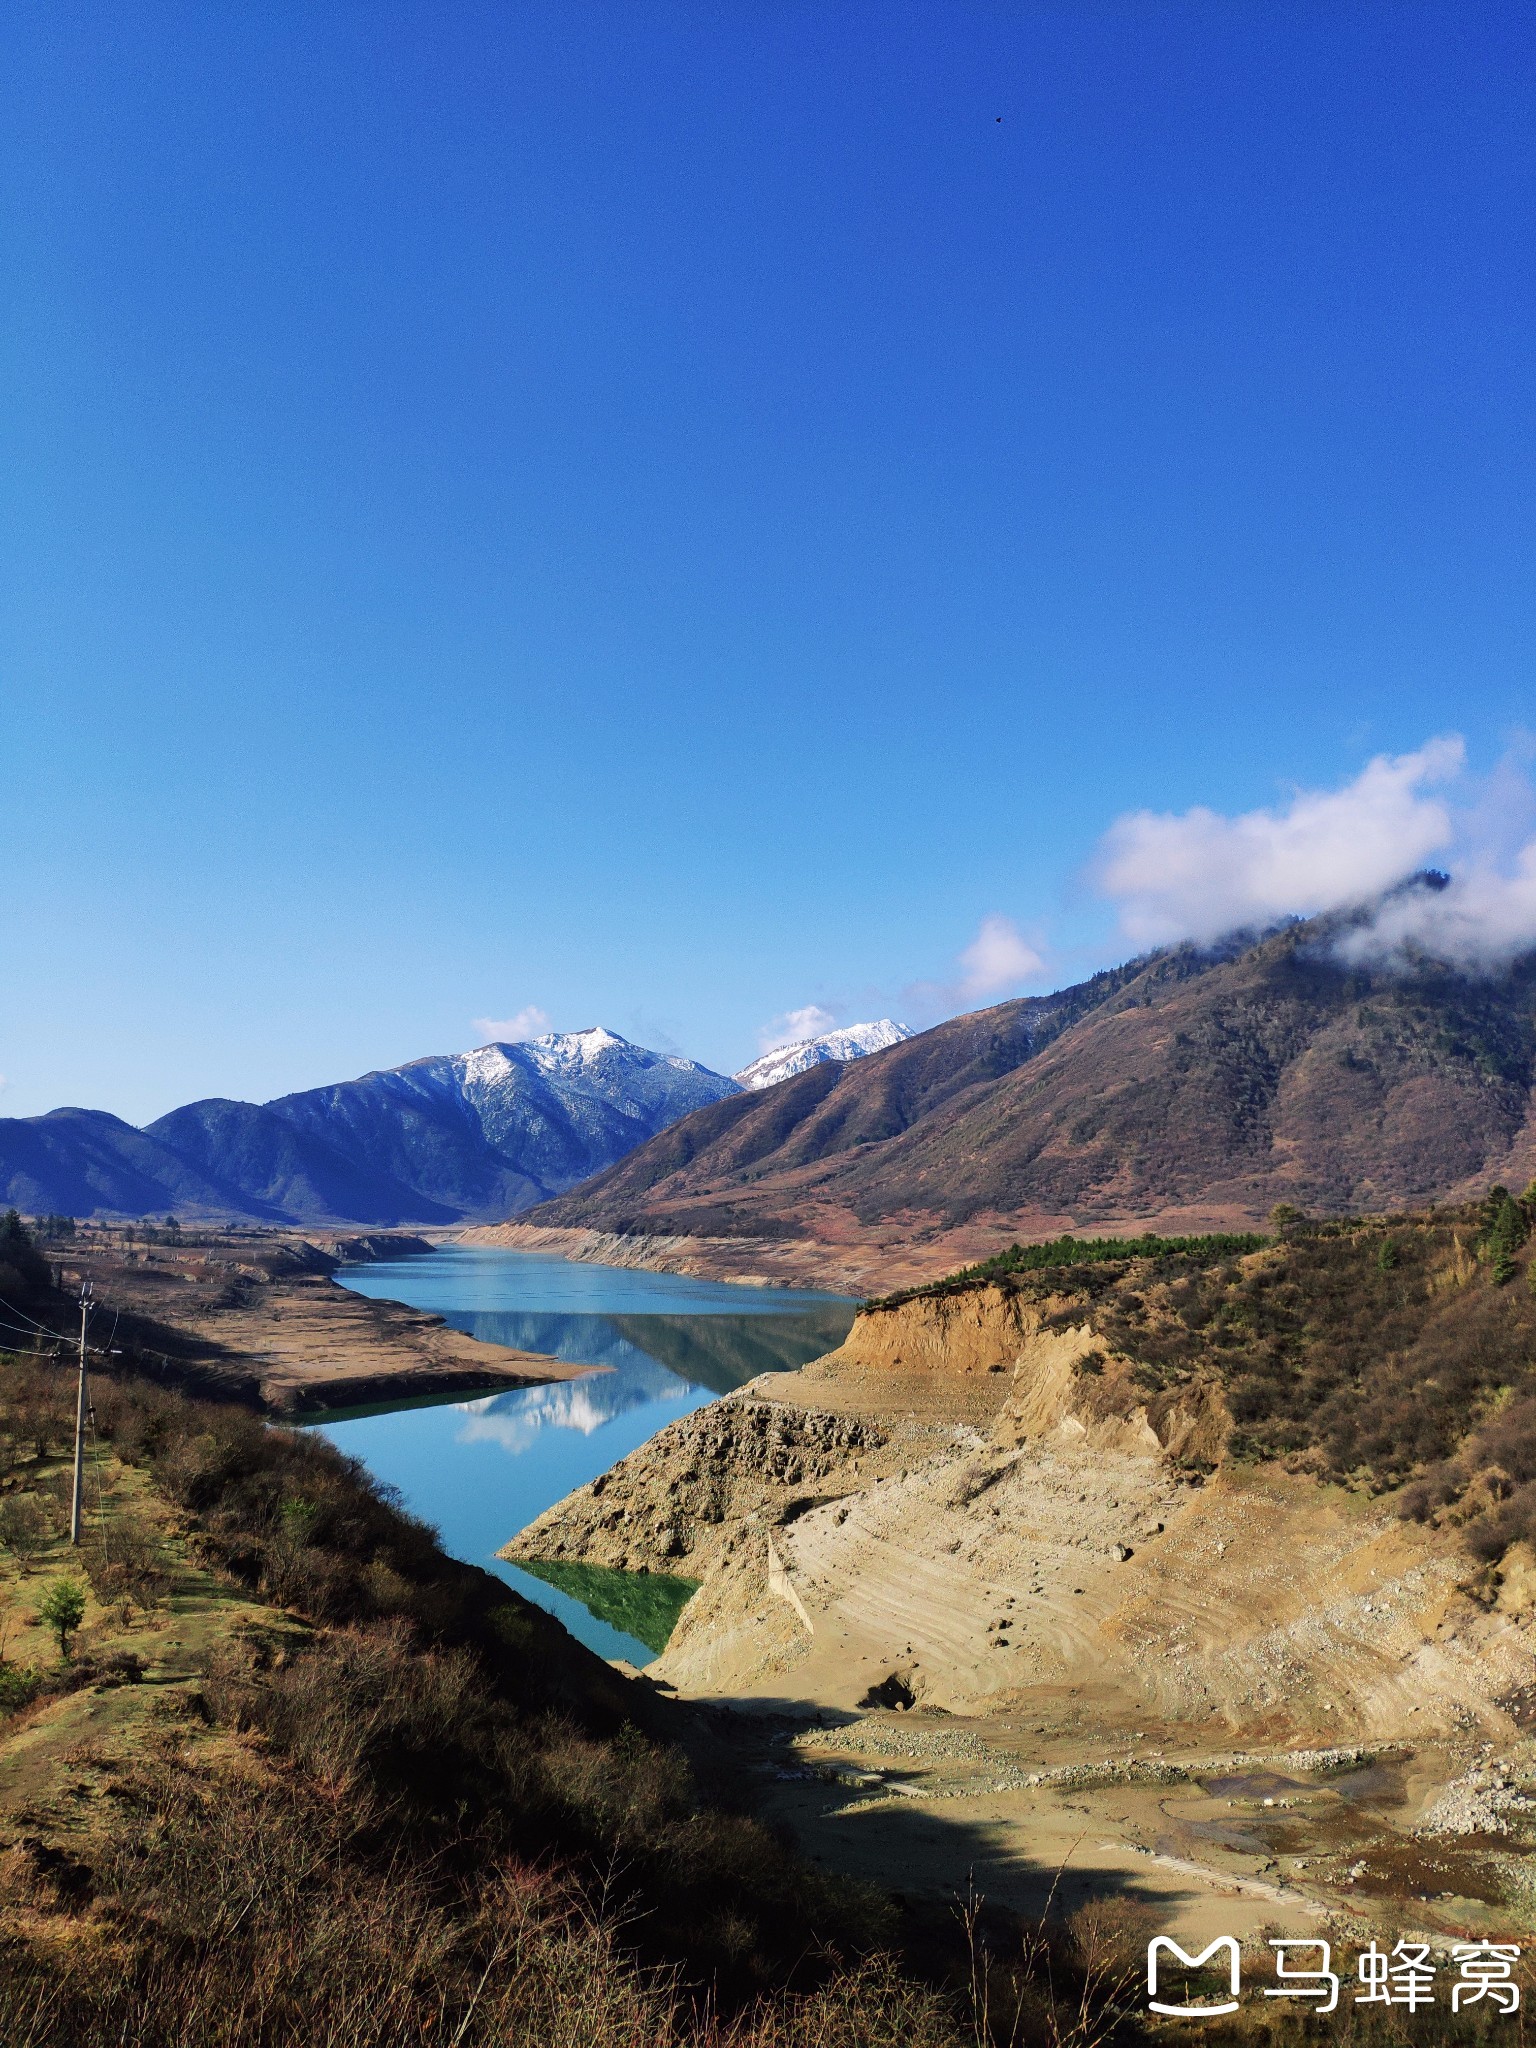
[314,1247,856,1663]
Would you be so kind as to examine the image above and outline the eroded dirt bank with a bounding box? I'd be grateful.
[462,1217,1028,1296]
[43,1227,580,1411]
[469,1202,1282,1296]
[506,1277,1536,1941]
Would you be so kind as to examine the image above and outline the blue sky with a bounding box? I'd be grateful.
[3,2,1532,1122]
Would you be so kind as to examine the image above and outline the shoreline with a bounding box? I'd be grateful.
[463,1208,1284,1298]
[40,1226,587,1414]
[457,1219,897,1295]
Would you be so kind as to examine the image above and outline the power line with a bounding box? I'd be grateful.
[0,1320,116,1354]
[0,1320,61,1343]
[0,1294,59,1335]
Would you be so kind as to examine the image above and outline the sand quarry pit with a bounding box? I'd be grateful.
[509,1283,1536,1943]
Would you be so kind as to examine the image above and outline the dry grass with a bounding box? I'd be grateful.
[0,1756,962,2048]
[0,1224,977,2045]
[0,1220,1297,2046]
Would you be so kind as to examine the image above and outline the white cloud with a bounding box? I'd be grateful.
[902,914,1048,1023]
[738,742,1536,1074]
[1090,735,1536,971]
[1338,845,1536,970]
[1094,738,1463,947]
[473,1004,551,1043]
[757,1003,838,1055]
[956,914,1047,999]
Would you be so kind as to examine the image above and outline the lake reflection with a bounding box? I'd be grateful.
[316,1249,855,1663]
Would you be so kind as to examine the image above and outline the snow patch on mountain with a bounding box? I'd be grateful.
[4,1029,740,1225]
[734,1020,914,1091]
[146,1030,744,1225]
[341,1029,742,1193]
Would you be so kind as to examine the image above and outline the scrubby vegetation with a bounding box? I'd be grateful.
[865,1231,1268,1310]
[0,1390,902,2003]
[875,1196,1536,1568]
[0,1218,986,2045]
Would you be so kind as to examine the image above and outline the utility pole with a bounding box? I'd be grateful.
[70,1282,91,1546]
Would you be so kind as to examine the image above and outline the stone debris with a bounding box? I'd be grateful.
[800,1724,1188,1797]
[802,1723,993,1764]
[1414,1769,1536,1838]
[1024,1759,1188,1790]
[1280,1745,1381,1775]
[798,1727,1404,1806]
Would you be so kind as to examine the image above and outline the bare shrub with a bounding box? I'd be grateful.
[0,1496,50,1570]
[0,1742,966,2048]
[5,1363,70,1464]
[82,1510,170,1607]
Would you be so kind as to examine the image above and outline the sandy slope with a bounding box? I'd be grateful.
[506,1284,1536,1938]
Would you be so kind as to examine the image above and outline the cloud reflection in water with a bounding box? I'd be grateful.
[455,1361,694,1454]
[445,1307,854,1457]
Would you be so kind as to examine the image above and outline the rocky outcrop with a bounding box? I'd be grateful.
[832,1285,1070,1378]
[324,1232,436,1264]
[504,1397,886,1578]
[837,1286,1232,1465]
[503,1279,1536,1742]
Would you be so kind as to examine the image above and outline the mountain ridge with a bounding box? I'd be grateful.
[16,913,1536,1255]
[733,1019,913,1090]
[0,1029,740,1225]
[523,921,1536,1283]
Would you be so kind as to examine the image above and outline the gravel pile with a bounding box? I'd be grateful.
[1280,1745,1380,1774]
[1414,1770,1536,1839]
[802,1723,993,1764]
[1024,1759,1189,1789]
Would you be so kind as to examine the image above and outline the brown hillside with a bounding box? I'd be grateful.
[526,920,1536,1285]
[506,1211,1536,1948]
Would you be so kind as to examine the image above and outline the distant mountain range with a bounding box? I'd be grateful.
[0,1030,736,1224]
[733,1020,912,1090]
[527,916,1536,1272]
[23,926,1536,1261]
[0,1020,912,1226]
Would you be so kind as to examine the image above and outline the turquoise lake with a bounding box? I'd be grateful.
[316,1246,856,1664]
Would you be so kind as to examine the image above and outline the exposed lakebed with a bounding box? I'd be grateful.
[315,1247,855,1663]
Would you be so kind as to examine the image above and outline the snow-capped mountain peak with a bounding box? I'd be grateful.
[524,1025,627,1067]
[734,1019,914,1091]
[138,1029,744,1227]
